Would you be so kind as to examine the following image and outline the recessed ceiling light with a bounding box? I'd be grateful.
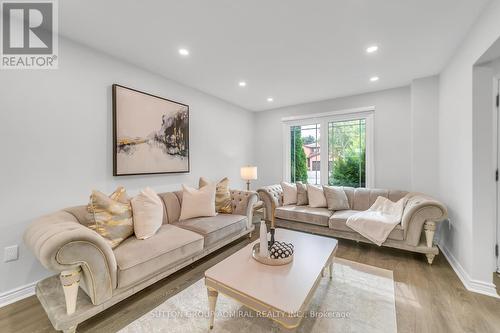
[238,81,247,87]
[370,76,379,82]
[178,48,189,56]
[366,45,378,53]
[267,97,274,102]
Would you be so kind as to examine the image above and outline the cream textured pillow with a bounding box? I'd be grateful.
[307,184,327,208]
[87,187,134,249]
[281,182,297,205]
[131,187,164,240]
[199,177,232,213]
[323,186,350,211]
[296,182,308,205]
[179,183,217,221]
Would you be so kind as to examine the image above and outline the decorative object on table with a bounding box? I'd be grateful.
[269,241,294,259]
[113,84,189,176]
[199,177,232,213]
[240,166,257,190]
[259,221,269,257]
[251,242,294,266]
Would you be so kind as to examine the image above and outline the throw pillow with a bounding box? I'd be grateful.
[199,177,232,213]
[87,187,134,249]
[296,182,309,205]
[323,185,350,211]
[131,187,164,240]
[281,181,297,205]
[179,183,217,221]
[307,184,327,208]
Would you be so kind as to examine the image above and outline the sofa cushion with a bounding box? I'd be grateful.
[114,224,204,288]
[87,188,134,249]
[179,184,217,221]
[275,206,332,226]
[131,187,164,240]
[281,181,297,205]
[296,182,309,205]
[174,214,247,248]
[323,185,350,210]
[307,184,327,208]
[200,177,233,214]
[328,210,404,241]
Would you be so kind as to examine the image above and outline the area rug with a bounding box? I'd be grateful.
[119,258,397,333]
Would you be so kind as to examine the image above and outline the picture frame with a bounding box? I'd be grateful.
[112,84,190,176]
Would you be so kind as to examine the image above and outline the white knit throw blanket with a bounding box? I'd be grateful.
[346,196,408,246]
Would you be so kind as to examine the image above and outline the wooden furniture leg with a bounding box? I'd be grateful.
[207,287,218,329]
[60,267,81,315]
[329,260,333,279]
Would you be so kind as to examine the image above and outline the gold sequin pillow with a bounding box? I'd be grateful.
[199,177,232,214]
[87,187,134,249]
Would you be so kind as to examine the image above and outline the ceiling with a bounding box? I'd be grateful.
[59,0,489,111]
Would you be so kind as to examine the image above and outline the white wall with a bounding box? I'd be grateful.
[439,0,500,295]
[254,86,412,191]
[410,76,440,197]
[472,64,497,285]
[0,38,255,295]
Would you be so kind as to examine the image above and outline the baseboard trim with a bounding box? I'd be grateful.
[0,281,37,308]
[439,243,499,299]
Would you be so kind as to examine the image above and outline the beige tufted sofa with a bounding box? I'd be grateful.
[24,189,257,333]
[257,185,447,264]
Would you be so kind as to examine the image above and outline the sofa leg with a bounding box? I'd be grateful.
[60,267,81,315]
[248,232,253,239]
[426,254,435,265]
[423,221,436,248]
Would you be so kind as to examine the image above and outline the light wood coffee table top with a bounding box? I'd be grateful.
[205,228,338,329]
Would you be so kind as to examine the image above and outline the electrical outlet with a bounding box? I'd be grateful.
[4,245,18,262]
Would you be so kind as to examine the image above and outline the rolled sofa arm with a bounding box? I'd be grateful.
[257,185,283,223]
[402,193,448,246]
[230,190,258,229]
[23,210,117,305]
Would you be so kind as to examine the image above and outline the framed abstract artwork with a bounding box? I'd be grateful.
[112,84,190,176]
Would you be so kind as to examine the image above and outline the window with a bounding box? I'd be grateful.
[328,119,366,187]
[283,107,374,188]
[290,124,320,184]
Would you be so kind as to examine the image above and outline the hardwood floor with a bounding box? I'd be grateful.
[1,231,500,333]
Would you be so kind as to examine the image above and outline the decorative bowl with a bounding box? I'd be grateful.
[251,243,293,266]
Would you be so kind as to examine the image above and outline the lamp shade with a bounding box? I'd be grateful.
[240,166,258,180]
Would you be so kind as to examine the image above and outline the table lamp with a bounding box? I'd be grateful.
[240,166,257,190]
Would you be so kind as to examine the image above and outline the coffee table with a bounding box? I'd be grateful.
[204,228,338,329]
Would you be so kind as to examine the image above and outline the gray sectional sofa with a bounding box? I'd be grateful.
[24,189,258,333]
[257,185,447,264]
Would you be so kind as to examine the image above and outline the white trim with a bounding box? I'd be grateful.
[281,106,375,122]
[282,106,375,187]
[0,281,37,308]
[439,243,499,298]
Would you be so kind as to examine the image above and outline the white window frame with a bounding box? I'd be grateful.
[282,106,375,187]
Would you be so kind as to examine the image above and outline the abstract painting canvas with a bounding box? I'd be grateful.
[113,84,189,176]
